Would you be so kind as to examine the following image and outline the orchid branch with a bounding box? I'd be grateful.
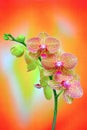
[3,32,83,130]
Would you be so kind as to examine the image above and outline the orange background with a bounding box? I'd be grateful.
[0,0,87,130]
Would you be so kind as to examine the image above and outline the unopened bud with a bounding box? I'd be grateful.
[43,86,52,100]
[3,34,9,40]
[10,44,24,57]
[16,35,25,43]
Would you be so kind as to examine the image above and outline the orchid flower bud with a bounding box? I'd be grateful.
[16,35,25,43]
[43,85,53,100]
[10,44,24,57]
[40,76,49,87]
[4,34,9,40]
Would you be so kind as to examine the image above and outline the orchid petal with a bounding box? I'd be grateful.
[54,72,73,83]
[65,80,83,98]
[46,37,60,53]
[38,32,49,39]
[62,67,74,75]
[61,53,78,69]
[27,37,40,53]
[41,54,57,70]
[63,93,73,104]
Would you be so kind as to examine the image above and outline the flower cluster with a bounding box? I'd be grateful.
[25,32,83,104]
[8,32,83,104]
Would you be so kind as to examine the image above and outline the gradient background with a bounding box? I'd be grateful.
[0,0,87,130]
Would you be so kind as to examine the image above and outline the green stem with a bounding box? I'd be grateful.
[52,90,63,130]
[52,90,58,130]
[8,34,26,47]
[57,90,64,98]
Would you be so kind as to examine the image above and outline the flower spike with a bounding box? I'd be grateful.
[4,32,83,130]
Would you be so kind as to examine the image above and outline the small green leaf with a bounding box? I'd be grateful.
[3,34,9,40]
[10,44,24,57]
[16,35,25,43]
[43,86,53,100]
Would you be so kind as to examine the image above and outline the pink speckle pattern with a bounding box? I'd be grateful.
[27,37,40,53]
[61,53,78,69]
[65,80,83,98]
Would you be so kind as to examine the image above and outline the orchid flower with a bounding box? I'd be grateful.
[27,32,60,59]
[62,79,83,104]
[48,75,83,104]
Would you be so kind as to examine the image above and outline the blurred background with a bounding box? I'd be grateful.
[0,0,87,130]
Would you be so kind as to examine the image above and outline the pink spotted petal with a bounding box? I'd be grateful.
[45,37,60,53]
[65,80,83,98]
[27,37,41,53]
[63,92,73,104]
[41,54,57,70]
[54,72,73,83]
[61,53,78,69]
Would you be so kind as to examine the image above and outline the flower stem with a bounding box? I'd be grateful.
[52,90,63,130]
[4,34,26,47]
[52,90,58,130]
[9,34,26,47]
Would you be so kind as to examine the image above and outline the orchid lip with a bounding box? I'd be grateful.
[41,53,47,58]
[55,71,62,75]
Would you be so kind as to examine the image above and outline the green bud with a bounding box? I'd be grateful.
[40,76,48,87]
[16,35,25,43]
[3,34,9,40]
[10,44,24,57]
[43,86,53,100]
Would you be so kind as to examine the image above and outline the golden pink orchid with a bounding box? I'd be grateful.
[26,32,83,104]
[27,32,60,59]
